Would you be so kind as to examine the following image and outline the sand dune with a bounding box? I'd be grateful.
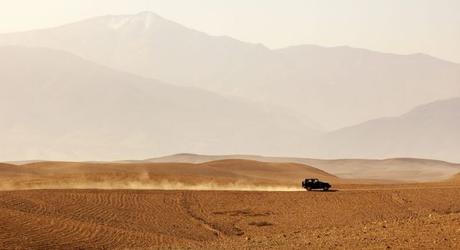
[145,154,460,182]
[0,160,337,191]
[5,154,457,188]
[0,163,19,175]
[0,163,14,169]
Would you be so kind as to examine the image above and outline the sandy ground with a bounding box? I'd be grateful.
[0,185,459,249]
[0,161,459,249]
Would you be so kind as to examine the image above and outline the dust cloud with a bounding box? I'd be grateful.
[0,180,303,192]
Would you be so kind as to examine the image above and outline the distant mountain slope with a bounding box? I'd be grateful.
[0,46,316,161]
[144,154,460,182]
[1,12,459,129]
[312,97,460,162]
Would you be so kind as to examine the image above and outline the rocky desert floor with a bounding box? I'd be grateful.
[0,160,459,249]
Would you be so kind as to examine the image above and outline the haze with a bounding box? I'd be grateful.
[0,2,459,162]
[2,2,460,250]
[1,0,460,63]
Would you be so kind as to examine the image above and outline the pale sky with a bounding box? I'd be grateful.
[1,0,459,63]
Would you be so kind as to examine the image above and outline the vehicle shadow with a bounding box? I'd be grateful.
[305,189,339,192]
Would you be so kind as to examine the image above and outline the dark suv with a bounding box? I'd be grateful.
[302,178,331,191]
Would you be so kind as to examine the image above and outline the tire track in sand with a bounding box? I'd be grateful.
[179,192,223,238]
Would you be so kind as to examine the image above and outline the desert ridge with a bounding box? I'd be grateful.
[144,153,460,182]
[0,159,339,191]
[3,156,460,191]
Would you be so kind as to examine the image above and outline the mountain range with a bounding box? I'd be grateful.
[0,12,459,162]
[0,46,314,161]
[311,97,460,162]
[1,12,459,130]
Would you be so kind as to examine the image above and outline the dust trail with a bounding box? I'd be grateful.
[0,180,303,192]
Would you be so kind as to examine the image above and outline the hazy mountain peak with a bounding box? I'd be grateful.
[135,11,161,18]
[106,11,165,30]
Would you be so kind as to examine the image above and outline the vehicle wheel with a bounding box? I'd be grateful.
[306,187,312,191]
[323,187,329,191]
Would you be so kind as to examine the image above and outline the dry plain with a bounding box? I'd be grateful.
[0,160,459,249]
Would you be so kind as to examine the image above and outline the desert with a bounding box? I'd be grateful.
[1,159,460,249]
[2,2,460,249]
